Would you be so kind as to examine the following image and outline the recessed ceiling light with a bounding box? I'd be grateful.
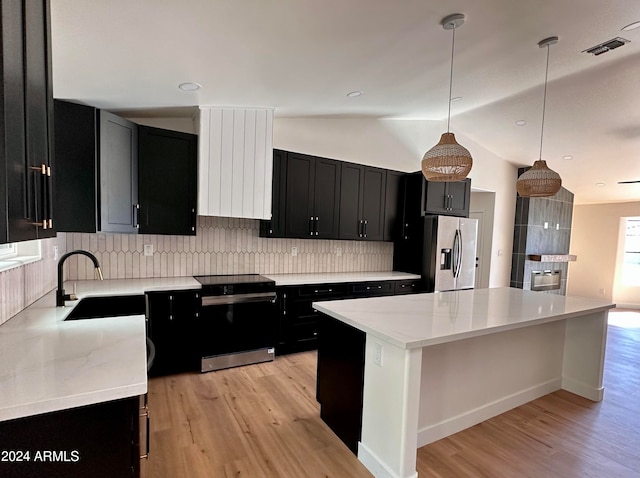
[515,120,527,126]
[596,182,606,187]
[178,82,202,91]
[621,21,640,31]
[346,90,363,98]
[562,155,573,160]
[450,96,462,102]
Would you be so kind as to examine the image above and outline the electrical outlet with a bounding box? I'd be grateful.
[53,245,58,260]
[336,247,342,257]
[599,288,605,295]
[144,244,154,256]
[374,343,383,366]
[291,246,298,257]
[544,222,549,229]
[497,249,503,257]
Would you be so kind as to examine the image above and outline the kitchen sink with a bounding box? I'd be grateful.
[64,295,146,320]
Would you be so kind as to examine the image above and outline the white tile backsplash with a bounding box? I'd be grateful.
[58,217,393,280]
[0,237,57,325]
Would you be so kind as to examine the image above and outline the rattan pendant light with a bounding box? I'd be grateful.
[422,13,472,182]
[516,37,562,197]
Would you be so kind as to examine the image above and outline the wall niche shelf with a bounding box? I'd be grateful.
[528,254,577,262]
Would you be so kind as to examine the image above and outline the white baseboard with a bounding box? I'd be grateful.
[561,377,604,401]
[416,378,562,448]
[612,303,640,310]
[358,442,418,478]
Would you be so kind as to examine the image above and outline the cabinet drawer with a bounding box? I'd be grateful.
[294,283,348,299]
[394,280,424,295]
[349,281,394,297]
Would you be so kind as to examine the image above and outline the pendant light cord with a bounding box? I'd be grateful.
[447,25,456,133]
[539,43,551,160]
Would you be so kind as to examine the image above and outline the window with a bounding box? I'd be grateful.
[0,243,17,260]
[0,240,42,272]
[621,217,640,286]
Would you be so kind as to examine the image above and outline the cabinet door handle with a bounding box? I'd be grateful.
[358,220,363,237]
[45,165,53,229]
[28,165,50,228]
[363,220,367,238]
[140,408,150,459]
[309,216,314,236]
[315,216,319,236]
[133,204,140,228]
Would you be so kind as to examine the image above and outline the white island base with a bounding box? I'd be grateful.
[313,287,614,478]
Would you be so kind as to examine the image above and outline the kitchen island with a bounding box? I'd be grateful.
[313,287,615,478]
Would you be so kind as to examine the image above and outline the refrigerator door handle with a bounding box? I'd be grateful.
[453,228,462,278]
[458,228,464,278]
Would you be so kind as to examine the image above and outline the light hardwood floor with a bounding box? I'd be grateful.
[145,309,639,477]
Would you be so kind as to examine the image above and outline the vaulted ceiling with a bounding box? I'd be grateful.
[51,0,640,205]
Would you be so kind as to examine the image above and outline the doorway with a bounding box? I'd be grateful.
[470,191,495,289]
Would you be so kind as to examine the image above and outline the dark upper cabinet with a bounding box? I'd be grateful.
[285,152,340,239]
[260,149,287,238]
[1,0,54,244]
[403,172,471,218]
[99,110,139,233]
[53,100,98,232]
[339,164,386,241]
[54,100,197,235]
[138,125,197,235]
[383,170,404,241]
[423,177,471,217]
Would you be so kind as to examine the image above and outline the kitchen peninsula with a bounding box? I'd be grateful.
[314,287,615,478]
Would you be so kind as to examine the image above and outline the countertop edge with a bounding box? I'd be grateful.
[264,271,421,286]
[313,289,616,350]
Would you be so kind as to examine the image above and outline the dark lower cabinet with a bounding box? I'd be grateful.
[276,284,347,355]
[316,315,366,454]
[276,279,424,355]
[0,396,143,478]
[146,289,200,376]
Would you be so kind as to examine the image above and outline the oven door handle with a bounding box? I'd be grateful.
[201,292,277,306]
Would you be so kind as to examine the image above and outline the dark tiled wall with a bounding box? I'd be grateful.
[511,170,574,295]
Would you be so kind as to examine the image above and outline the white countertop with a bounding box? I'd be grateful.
[263,271,421,286]
[0,277,200,422]
[313,287,615,349]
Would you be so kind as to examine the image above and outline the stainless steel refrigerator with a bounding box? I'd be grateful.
[423,215,478,291]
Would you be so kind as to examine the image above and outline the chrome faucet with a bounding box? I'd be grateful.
[56,250,104,306]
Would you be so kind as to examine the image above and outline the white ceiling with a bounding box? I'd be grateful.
[51,0,640,205]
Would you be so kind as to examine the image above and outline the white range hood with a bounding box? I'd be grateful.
[197,107,274,220]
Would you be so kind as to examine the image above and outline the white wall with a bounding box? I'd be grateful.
[124,116,196,134]
[568,201,640,306]
[274,118,517,287]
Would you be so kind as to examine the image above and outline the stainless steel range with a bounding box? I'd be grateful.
[194,274,277,372]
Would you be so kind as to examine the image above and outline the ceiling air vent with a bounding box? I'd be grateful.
[582,37,629,56]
